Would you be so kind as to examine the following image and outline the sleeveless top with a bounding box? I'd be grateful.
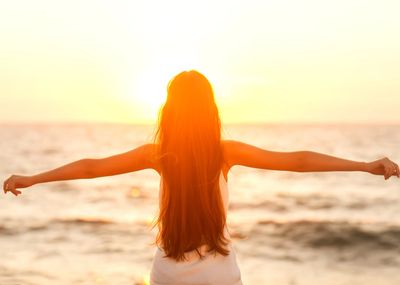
[149,171,243,285]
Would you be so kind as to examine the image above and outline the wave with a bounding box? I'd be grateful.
[54,217,115,225]
[253,219,400,251]
[0,216,154,237]
[230,193,395,211]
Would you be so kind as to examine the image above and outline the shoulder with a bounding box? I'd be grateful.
[143,143,159,154]
[221,140,242,149]
[221,140,276,170]
[137,143,161,174]
[126,143,160,173]
[221,140,247,170]
[221,140,249,155]
[132,143,158,157]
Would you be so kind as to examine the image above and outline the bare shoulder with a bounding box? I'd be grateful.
[123,143,161,174]
[221,140,250,170]
[145,143,162,174]
[221,139,291,171]
[221,139,252,154]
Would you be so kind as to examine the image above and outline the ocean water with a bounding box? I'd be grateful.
[1,123,400,285]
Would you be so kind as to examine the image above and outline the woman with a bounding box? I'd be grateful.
[2,70,399,285]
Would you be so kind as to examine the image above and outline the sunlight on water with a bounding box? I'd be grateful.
[141,272,150,285]
[129,187,142,198]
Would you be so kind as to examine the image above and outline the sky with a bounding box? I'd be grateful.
[0,0,399,124]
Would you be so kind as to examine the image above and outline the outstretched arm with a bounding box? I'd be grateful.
[3,144,158,196]
[223,140,399,179]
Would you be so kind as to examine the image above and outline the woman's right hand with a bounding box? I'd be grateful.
[366,157,399,180]
[2,175,35,196]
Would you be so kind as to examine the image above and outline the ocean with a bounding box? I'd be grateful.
[1,123,400,285]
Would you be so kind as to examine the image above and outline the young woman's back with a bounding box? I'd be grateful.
[150,168,243,285]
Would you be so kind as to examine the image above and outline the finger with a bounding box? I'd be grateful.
[386,167,395,180]
[6,181,15,195]
[389,165,397,179]
[389,167,396,179]
[384,166,390,180]
[10,181,20,195]
[11,189,21,196]
[388,167,395,179]
[3,178,10,194]
[394,163,399,178]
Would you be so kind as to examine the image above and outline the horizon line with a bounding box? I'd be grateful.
[1,119,399,127]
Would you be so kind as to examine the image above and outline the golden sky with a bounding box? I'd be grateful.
[1,0,399,124]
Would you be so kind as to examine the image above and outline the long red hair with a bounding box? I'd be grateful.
[153,70,229,261]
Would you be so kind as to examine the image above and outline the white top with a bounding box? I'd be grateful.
[149,171,243,285]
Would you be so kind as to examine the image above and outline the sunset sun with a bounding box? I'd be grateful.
[125,54,204,119]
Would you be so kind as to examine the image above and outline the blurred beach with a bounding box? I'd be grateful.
[1,123,400,285]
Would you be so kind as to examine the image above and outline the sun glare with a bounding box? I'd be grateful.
[126,54,203,119]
